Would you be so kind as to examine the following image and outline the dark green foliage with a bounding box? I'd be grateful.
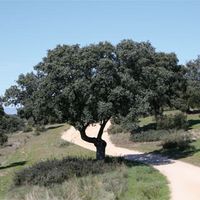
[4,40,183,128]
[131,130,169,142]
[3,39,186,159]
[4,41,147,160]
[0,104,7,145]
[14,157,122,186]
[0,131,8,146]
[116,40,184,119]
[0,104,4,117]
[157,113,188,130]
[142,53,184,119]
[0,104,24,146]
[175,55,200,112]
[0,115,24,134]
[161,132,192,149]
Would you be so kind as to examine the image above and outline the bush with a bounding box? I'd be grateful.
[161,131,192,149]
[35,125,46,132]
[23,125,33,132]
[0,131,8,146]
[157,113,188,130]
[57,140,71,148]
[8,167,128,200]
[33,131,40,136]
[0,115,25,134]
[14,157,122,186]
[108,124,124,134]
[32,125,46,136]
[130,129,169,142]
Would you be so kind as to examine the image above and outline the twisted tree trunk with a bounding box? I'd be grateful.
[79,119,109,160]
[95,139,107,160]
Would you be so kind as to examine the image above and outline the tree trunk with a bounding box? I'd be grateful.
[79,119,109,160]
[95,139,107,160]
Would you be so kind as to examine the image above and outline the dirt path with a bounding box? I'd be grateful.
[62,121,200,200]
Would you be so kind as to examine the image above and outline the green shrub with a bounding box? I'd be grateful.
[0,131,8,146]
[8,167,128,200]
[35,125,46,132]
[108,124,124,134]
[32,125,45,136]
[27,117,35,126]
[157,113,188,130]
[14,157,122,186]
[23,125,33,132]
[130,130,169,142]
[33,131,40,136]
[161,131,192,149]
[57,140,71,148]
[0,115,25,134]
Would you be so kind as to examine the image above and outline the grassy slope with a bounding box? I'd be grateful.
[122,166,169,200]
[0,125,94,199]
[140,110,200,130]
[110,110,200,166]
[7,165,169,200]
[139,111,200,166]
[110,132,161,152]
[0,124,169,200]
[110,132,200,167]
[175,139,200,166]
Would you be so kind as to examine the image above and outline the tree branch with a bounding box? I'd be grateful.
[79,123,97,144]
[97,119,109,139]
[78,119,109,144]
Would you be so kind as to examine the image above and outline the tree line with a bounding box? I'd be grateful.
[2,39,200,159]
[0,100,24,145]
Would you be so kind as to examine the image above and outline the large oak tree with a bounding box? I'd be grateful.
[5,42,146,159]
[4,40,184,159]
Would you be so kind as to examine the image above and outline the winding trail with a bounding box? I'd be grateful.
[62,121,200,200]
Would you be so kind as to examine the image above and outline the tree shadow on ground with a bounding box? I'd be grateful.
[124,152,173,166]
[0,161,27,170]
[151,145,200,160]
[188,119,200,129]
[122,144,200,166]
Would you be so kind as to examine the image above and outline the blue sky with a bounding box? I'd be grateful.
[0,0,200,97]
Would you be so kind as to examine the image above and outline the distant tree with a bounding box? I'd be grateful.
[116,40,183,120]
[0,101,8,146]
[184,56,200,111]
[145,52,185,120]
[0,97,24,146]
[0,131,7,146]
[173,56,200,112]
[4,73,38,121]
[0,98,4,117]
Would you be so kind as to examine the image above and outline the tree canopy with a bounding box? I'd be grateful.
[4,39,186,159]
[185,56,200,111]
[0,101,8,146]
